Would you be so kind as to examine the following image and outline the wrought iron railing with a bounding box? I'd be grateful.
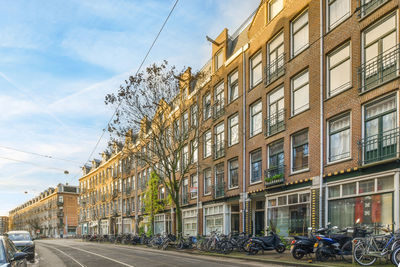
[265,109,285,137]
[214,181,225,198]
[357,0,390,17]
[265,53,285,85]
[358,44,399,93]
[264,165,285,187]
[358,127,400,165]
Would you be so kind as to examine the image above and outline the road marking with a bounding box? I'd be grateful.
[55,244,135,267]
[45,245,86,267]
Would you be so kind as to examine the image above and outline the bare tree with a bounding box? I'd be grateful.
[105,61,205,234]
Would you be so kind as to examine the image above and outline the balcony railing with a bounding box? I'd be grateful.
[264,165,285,187]
[265,109,285,137]
[212,104,225,120]
[358,44,399,93]
[214,181,225,198]
[358,127,400,165]
[357,0,389,18]
[213,142,226,160]
[265,53,285,86]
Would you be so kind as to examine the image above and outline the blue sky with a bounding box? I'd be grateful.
[0,0,260,215]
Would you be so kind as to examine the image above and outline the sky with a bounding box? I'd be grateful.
[0,0,260,215]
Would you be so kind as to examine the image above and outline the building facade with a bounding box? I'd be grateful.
[80,0,400,236]
[0,216,8,234]
[9,184,79,238]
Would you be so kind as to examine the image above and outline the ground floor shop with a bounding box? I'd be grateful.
[203,201,240,235]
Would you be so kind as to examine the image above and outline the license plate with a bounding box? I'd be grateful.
[314,242,319,248]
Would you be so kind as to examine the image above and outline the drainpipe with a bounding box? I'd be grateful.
[242,47,247,233]
[319,0,324,229]
[196,93,200,236]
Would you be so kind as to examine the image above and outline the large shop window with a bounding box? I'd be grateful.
[268,192,310,236]
[204,205,224,235]
[328,176,394,229]
[183,209,197,236]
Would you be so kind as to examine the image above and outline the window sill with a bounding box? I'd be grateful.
[290,45,309,61]
[325,86,353,101]
[249,80,263,91]
[290,168,309,176]
[249,180,263,186]
[325,157,352,167]
[326,14,351,33]
[228,142,239,148]
[203,193,211,197]
[203,155,211,160]
[249,131,263,139]
[227,97,239,106]
[358,0,391,22]
[289,108,310,119]
[228,186,239,191]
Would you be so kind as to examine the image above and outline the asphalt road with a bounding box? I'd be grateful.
[28,239,284,267]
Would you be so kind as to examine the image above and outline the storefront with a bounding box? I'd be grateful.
[203,203,230,235]
[266,189,311,236]
[326,174,397,229]
[182,208,197,236]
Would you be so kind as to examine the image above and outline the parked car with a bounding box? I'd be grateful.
[0,235,28,267]
[5,231,34,263]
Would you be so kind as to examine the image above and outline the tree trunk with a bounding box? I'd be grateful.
[175,199,182,235]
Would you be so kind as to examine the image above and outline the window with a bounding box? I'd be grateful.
[214,123,225,158]
[363,96,397,164]
[361,13,397,92]
[291,70,309,115]
[250,101,263,137]
[191,174,198,199]
[191,140,198,163]
[182,178,189,204]
[268,140,284,177]
[228,70,239,102]
[228,114,239,146]
[204,168,212,195]
[327,42,351,97]
[328,0,350,31]
[215,163,225,197]
[267,86,285,135]
[173,120,179,141]
[203,130,212,158]
[360,0,390,17]
[182,145,189,169]
[215,49,223,71]
[191,104,198,127]
[214,82,225,117]
[292,130,309,172]
[228,158,239,188]
[291,10,309,57]
[267,32,285,84]
[269,0,283,20]
[328,113,350,162]
[203,92,211,120]
[182,111,189,134]
[250,51,262,88]
[250,149,262,183]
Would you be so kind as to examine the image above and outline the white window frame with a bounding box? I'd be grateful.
[228,69,239,103]
[327,112,352,164]
[291,129,309,174]
[203,168,212,196]
[228,157,239,189]
[250,100,263,137]
[250,149,263,184]
[327,0,351,31]
[250,51,263,88]
[203,130,212,158]
[291,70,309,116]
[291,10,309,58]
[228,113,239,146]
[269,0,284,21]
[215,49,223,71]
[327,42,352,98]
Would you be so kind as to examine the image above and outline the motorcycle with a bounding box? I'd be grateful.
[314,226,353,262]
[290,227,328,260]
[246,231,286,255]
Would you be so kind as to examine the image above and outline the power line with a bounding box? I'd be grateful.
[0,145,82,164]
[71,0,180,184]
[0,155,68,172]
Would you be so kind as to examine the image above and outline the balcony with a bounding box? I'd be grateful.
[358,127,400,165]
[264,165,285,187]
[265,109,285,137]
[265,53,285,86]
[358,44,399,93]
[214,181,225,198]
[357,0,389,18]
[212,104,225,120]
[213,142,226,160]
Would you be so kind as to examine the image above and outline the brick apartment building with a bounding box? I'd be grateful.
[9,184,79,237]
[79,0,400,237]
[0,216,8,234]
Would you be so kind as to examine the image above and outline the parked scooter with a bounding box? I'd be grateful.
[246,231,286,255]
[290,227,328,260]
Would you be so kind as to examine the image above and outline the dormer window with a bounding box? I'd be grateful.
[215,49,223,71]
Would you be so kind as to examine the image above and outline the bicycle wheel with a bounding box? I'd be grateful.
[341,241,353,263]
[391,246,400,265]
[353,243,376,266]
[220,241,233,254]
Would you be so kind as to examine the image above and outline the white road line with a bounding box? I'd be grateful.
[55,244,135,267]
[47,245,86,267]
